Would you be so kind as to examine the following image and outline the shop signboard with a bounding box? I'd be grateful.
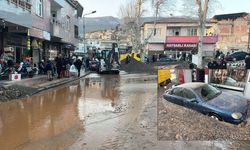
[43,31,51,41]
[166,43,197,48]
[209,69,248,91]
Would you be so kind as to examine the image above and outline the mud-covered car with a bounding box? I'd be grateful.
[163,82,249,124]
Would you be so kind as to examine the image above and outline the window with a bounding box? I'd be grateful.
[187,28,197,36]
[147,28,161,36]
[36,0,43,17]
[74,25,79,38]
[167,27,181,36]
[198,84,221,101]
[182,89,196,100]
[171,88,184,97]
[66,16,70,30]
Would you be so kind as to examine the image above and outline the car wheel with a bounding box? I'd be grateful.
[209,113,222,121]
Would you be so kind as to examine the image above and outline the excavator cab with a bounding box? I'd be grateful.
[98,43,120,74]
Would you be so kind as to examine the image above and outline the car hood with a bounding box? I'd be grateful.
[207,92,248,113]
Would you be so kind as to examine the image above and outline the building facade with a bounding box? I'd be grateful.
[212,12,250,53]
[0,0,83,65]
[0,0,32,63]
[141,17,218,58]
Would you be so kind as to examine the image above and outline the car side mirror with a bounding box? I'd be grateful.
[190,98,199,103]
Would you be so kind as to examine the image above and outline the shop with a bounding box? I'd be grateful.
[4,32,29,63]
[30,28,51,64]
[165,36,218,59]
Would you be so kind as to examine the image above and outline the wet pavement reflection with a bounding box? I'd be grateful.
[0,73,156,149]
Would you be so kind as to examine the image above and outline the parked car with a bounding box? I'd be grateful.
[225,51,247,61]
[89,59,99,71]
[163,82,249,124]
[158,57,177,62]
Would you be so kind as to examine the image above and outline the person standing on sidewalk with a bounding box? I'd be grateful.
[74,59,82,78]
[45,60,53,81]
[56,56,63,79]
[245,53,250,69]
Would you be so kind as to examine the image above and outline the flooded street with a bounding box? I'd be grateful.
[1,73,250,150]
[0,73,157,150]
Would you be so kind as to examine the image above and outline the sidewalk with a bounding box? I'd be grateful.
[0,70,91,102]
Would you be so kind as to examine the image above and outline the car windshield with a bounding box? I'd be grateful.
[197,84,221,101]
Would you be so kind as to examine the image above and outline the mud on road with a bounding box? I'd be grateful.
[158,87,250,142]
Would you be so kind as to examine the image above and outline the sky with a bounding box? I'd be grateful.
[78,0,250,18]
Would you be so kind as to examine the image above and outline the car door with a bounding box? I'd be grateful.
[182,88,203,112]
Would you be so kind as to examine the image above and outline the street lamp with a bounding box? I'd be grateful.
[83,11,96,54]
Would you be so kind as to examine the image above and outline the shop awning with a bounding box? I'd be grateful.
[165,36,218,44]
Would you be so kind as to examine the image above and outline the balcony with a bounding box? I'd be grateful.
[50,19,63,38]
[7,0,32,12]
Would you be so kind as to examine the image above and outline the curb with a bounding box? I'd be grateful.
[30,72,92,96]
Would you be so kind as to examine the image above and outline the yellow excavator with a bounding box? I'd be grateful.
[119,51,141,62]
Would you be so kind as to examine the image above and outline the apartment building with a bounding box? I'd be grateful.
[0,0,32,63]
[141,17,218,58]
[0,0,83,65]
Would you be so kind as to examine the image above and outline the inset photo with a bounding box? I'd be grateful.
[158,68,250,141]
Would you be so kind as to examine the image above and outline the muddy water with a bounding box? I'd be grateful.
[0,73,156,150]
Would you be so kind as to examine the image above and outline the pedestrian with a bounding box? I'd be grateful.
[85,57,90,71]
[220,58,227,69]
[212,60,219,69]
[207,59,213,69]
[215,50,220,59]
[125,55,130,64]
[189,62,194,69]
[38,60,45,74]
[56,56,63,79]
[245,53,250,69]
[61,58,66,78]
[45,60,53,81]
[74,59,82,77]
[65,60,71,78]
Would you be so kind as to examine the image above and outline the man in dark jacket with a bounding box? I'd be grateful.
[74,59,82,77]
[245,53,250,69]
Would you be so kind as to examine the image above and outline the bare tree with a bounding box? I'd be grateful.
[181,0,221,18]
[119,0,147,53]
[180,0,221,68]
[196,0,209,68]
[143,0,175,46]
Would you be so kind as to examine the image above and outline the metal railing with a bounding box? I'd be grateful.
[7,0,32,12]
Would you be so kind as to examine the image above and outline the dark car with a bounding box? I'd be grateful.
[225,51,247,61]
[163,82,248,124]
[158,57,177,62]
[89,59,99,71]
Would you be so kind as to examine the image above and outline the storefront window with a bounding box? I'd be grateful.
[210,69,247,89]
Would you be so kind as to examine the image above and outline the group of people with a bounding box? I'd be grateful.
[39,56,84,80]
[207,58,227,69]
[208,50,250,69]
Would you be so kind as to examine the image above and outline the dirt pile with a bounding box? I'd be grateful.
[0,85,37,102]
[120,58,157,74]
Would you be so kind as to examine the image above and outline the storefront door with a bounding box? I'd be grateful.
[15,47,22,63]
